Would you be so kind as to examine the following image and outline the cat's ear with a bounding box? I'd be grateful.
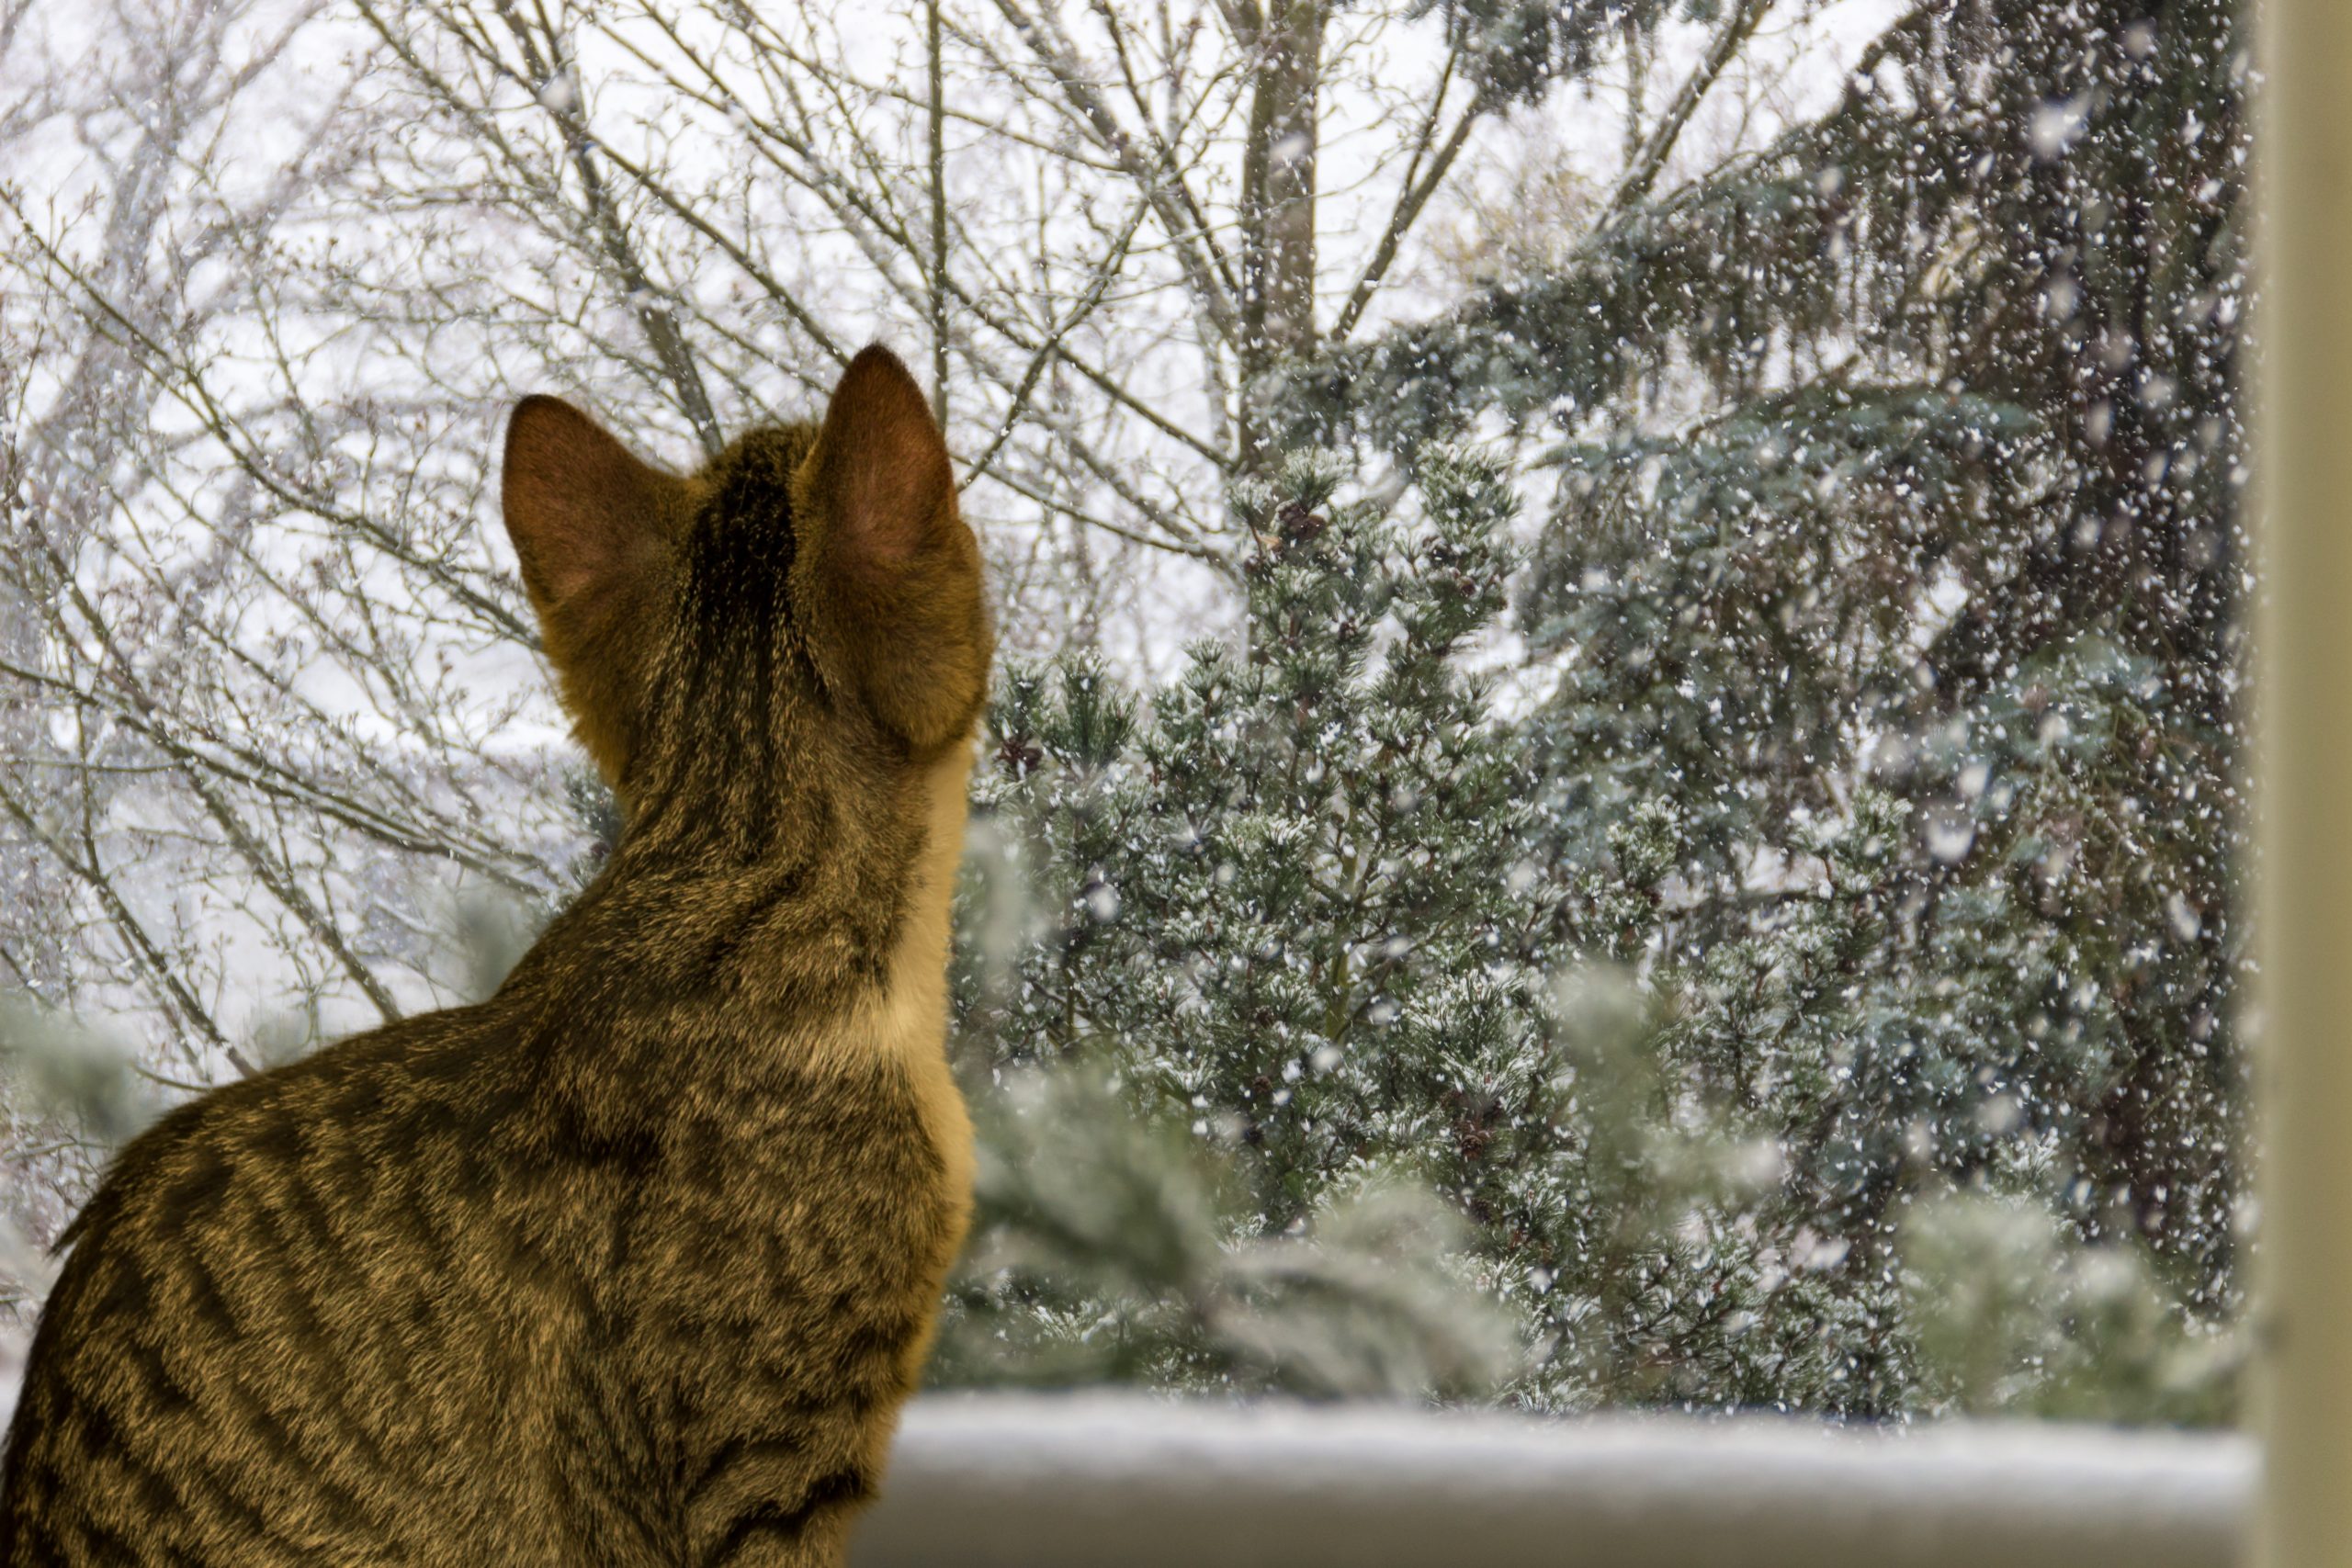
[502,396,683,616]
[805,346,957,577]
[797,346,991,750]
[502,396,685,785]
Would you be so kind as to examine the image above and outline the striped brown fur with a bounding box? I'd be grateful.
[0,344,990,1566]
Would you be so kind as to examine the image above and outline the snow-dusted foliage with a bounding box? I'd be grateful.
[1282,0,2250,1416]
[943,434,2237,1418]
[941,451,1545,1396]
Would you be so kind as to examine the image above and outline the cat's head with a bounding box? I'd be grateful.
[500,345,991,810]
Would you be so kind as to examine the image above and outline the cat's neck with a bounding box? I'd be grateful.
[609,742,854,875]
[511,734,975,1035]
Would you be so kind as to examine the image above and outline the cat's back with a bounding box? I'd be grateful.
[0,1000,573,1566]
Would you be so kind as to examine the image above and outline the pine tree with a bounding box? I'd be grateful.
[1281,0,2249,1407]
[944,448,1563,1394]
[942,435,2232,1417]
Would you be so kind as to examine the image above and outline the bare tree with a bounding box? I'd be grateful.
[0,0,1832,1262]
[0,0,587,1244]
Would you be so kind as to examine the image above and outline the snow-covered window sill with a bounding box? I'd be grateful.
[855,1395,2249,1567]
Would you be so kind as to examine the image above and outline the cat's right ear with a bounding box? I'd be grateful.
[502,397,684,785]
[502,396,683,618]
[795,348,991,751]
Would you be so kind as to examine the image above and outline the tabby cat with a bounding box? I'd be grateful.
[0,344,991,1566]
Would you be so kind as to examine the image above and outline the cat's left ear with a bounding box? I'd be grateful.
[797,345,991,750]
[503,396,683,616]
[503,396,686,785]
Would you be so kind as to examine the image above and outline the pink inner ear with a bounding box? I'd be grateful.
[842,440,948,566]
[816,346,954,572]
[503,396,668,607]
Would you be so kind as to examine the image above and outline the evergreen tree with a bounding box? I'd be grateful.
[1282,0,2250,1395]
[941,442,2232,1418]
[943,449,1565,1394]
